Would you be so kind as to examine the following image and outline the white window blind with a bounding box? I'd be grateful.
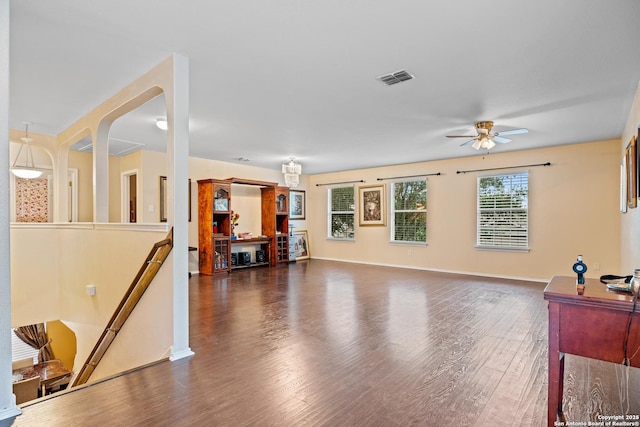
[328,186,355,239]
[477,173,529,249]
[12,329,39,363]
[391,180,427,243]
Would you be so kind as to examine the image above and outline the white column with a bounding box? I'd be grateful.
[53,145,69,223]
[93,123,110,222]
[166,53,193,361]
[0,0,22,419]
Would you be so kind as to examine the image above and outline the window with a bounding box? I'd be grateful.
[477,172,528,249]
[391,180,427,243]
[12,329,38,364]
[328,186,355,239]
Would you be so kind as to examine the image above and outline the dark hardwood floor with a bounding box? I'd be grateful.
[4,260,639,426]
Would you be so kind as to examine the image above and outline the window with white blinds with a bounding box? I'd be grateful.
[12,329,39,363]
[477,172,529,249]
[391,180,427,243]
[328,186,355,239]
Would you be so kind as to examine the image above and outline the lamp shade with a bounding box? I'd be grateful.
[11,168,43,179]
[11,126,43,179]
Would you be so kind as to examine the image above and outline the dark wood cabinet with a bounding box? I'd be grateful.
[198,179,232,275]
[261,186,290,264]
[199,178,289,275]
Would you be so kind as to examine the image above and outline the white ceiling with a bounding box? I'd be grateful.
[9,1,640,174]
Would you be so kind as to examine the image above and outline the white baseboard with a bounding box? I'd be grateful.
[170,347,194,361]
[310,256,548,283]
[0,405,21,421]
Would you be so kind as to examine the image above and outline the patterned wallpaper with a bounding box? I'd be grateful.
[15,177,49,222]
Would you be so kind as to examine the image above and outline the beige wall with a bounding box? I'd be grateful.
[621,81,640,274]
[141,150,166,224]
[10,224,172,383]
[68,150,93,222]
[10,227,60,324]
[308,140,621,282]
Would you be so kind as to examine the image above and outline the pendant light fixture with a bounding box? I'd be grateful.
[282,157,302,188]
[11,123,43,179]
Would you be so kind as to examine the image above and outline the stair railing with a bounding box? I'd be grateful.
[71,228,174,387]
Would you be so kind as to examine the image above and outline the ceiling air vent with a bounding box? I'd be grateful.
[377,69,414,86]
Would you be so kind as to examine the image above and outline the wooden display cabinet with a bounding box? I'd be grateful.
[198,179,232,275]
[261,186,290,264]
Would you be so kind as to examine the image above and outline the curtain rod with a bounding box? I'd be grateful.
[315,180,365,187]
[457,162,551,174]
[376,172,441,181]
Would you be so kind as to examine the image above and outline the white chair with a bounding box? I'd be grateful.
[13,376,39,404]
[12,357,33,370]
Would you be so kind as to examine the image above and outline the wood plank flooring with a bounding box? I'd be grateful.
[4,260,639,426]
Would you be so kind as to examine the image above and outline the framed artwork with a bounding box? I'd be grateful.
[621,159,628,213]
[160,176,168,222]
[638,127,640,203]
[188,179,192,222]
[292,230,310,260]
[626,136,637,209]
[358,184,385,226]
[290,190,306,220]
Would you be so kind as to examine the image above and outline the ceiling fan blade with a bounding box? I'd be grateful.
[493,136,512,144]
[496,128,528,136]
[459,138,477,147]
[446,135,478,138]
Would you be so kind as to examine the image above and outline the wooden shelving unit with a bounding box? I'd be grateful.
[198,178,288,275]
[198,179,232,275]
[230,237,272,269]
[261,186,290,264]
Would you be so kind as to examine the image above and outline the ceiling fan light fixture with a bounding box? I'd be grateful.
[473,135,496,151]
[449,121,527,151]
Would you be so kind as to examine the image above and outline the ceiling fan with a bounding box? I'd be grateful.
[446,121,528,150]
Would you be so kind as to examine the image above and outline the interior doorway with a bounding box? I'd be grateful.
[121,170,138,223]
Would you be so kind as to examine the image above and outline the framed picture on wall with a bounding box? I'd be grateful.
[292,230,310,260]
[358,184,385,226]
[160,176,168,222]
[289,190,305,220]
[160,176,193,222]
[626,136,637,209]
[621,159,628,213]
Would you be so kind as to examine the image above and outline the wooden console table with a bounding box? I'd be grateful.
[544,275,640,426]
